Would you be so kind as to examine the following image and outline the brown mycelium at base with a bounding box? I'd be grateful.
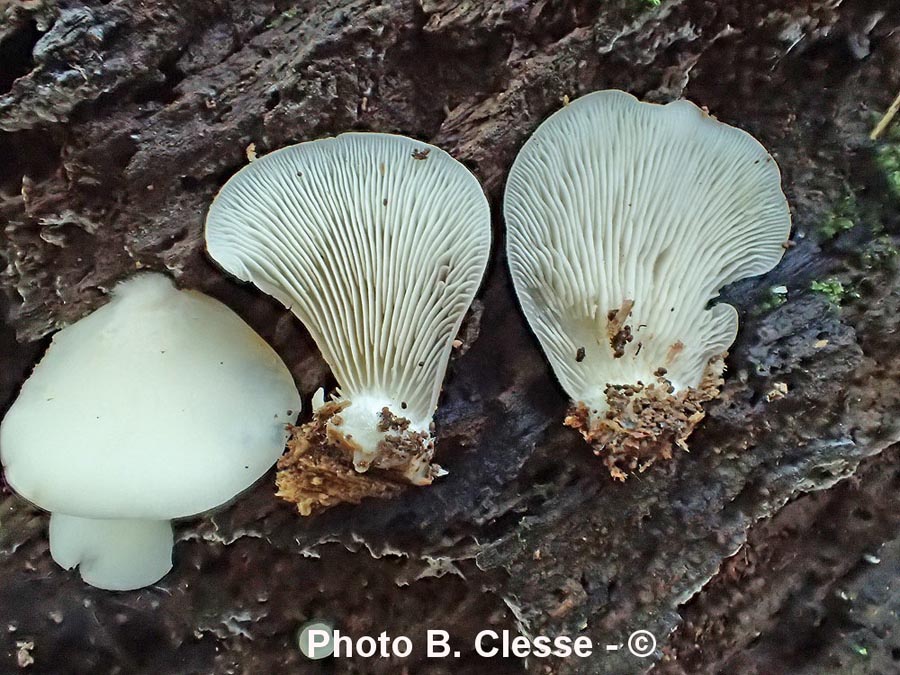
[564,354,726,481]
[275,401,439,516]
[372,407,439,479]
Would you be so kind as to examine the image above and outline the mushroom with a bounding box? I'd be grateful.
[205,132,491,515]
[504,90,791,478]
[0,273,300,590]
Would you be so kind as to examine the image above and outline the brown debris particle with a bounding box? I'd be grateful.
[276,401,438,516]
[411,148,431,160]
[665,340,685,365]
[606,299,635,358]
[377,406,411,433]
[546,579,584,618]
[548,596,577,619]
[782,240,796,249]
[575,346,586,363]
[564,355,726,480]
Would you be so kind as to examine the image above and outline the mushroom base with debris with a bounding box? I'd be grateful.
[276,398,442,516]
[564,355,726,480]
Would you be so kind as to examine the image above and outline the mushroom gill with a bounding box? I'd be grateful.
[504,90,792,479]
[205,133,491,514]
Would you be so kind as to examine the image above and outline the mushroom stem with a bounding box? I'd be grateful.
[49,514,173,591]
[326,392,435,482]
[276,389,440,516]
[563,355,725,480]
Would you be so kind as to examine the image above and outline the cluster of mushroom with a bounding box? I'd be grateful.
[0,133,492,589]
[0,90,791,590]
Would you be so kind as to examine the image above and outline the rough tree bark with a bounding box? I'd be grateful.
[1,0,899,673]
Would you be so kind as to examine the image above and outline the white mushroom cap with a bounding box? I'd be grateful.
[505,91,791,470]
[205,133,490,502]
[0,273,300,589]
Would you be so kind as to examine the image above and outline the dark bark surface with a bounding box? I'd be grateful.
[1,0,899,673]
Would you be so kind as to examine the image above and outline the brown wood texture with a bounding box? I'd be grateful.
[1,1,899,673]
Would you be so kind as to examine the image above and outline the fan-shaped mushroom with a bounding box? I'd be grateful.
[0,274,300,590]
[205,133,491,514]
[504,90,791,478]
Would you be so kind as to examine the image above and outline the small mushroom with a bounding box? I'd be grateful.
[0,273,300,590]
[505,90,791,478]
[205,132,490,514]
